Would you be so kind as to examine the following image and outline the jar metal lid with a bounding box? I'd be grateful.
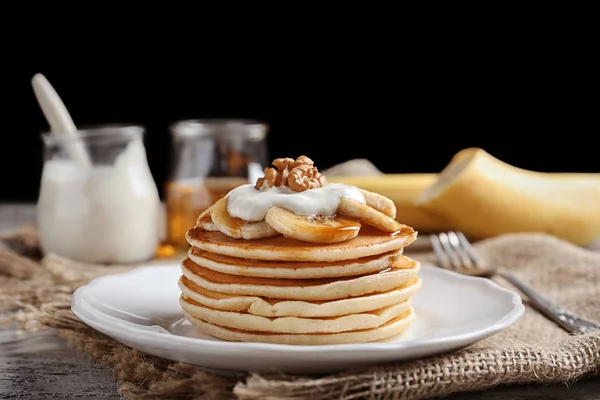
[169,119,268,140]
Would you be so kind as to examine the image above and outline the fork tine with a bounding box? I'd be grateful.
[447,231,474,269]
[430,234,452,269]
[437,232,463,269]
[456,232,481,266]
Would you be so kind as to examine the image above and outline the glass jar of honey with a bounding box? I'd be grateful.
[164,119,269,249]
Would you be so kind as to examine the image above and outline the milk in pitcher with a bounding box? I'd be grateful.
[37,125,161,264]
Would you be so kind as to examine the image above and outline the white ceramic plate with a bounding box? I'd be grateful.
[71,262,524,374]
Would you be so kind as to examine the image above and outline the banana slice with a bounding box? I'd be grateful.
[196,208,219,231]
[338,197,403,233]
[265,206,361,243]
[360,189,396,219]
[210,197,279,240]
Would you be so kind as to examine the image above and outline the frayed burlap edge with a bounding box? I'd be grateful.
[234,335,600,400]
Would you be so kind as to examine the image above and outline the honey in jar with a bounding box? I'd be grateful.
[164,119,269,250]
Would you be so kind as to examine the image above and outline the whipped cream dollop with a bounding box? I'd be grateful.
[226,183,365,221]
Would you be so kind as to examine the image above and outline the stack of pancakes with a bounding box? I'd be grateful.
[179,224,420,345]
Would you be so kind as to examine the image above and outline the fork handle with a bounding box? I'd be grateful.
[499,270,600,334]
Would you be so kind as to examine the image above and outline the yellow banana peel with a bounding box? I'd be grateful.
[416,148,600,246]
[327,174,453,233]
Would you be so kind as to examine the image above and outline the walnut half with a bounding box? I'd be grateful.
[255,155,327,192]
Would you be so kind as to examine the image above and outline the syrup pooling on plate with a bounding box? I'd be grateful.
[201,155,405,243]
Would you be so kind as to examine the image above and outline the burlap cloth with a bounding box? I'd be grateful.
[1,225,600,399]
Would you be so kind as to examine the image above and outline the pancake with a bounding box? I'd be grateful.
[180,295,411,333]
[182,308,416,345]
[186,224,417,262]
[179,275,422,317]
[181,256,420,301]
[188,247,404,279]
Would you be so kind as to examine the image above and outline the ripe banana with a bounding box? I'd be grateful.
[265,206,361,243]
[417,147,600,246]
[210,197,279,240]
[327,174,453,232]
[338,197,403,233]
[360,189,396,219]
[196,208,219,231]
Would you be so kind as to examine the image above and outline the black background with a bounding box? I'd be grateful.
[3,34,597,202]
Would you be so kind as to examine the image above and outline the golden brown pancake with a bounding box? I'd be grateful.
[178,275,422,317]
[182,308,416,345]
[180,256,420,301]
[179,172,422,345]
[188,246,403,279]
[185,224,417,262]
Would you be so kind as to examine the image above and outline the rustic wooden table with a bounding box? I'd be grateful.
[1,203,599,400]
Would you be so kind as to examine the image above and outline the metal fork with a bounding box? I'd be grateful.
[430,231,600,334]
